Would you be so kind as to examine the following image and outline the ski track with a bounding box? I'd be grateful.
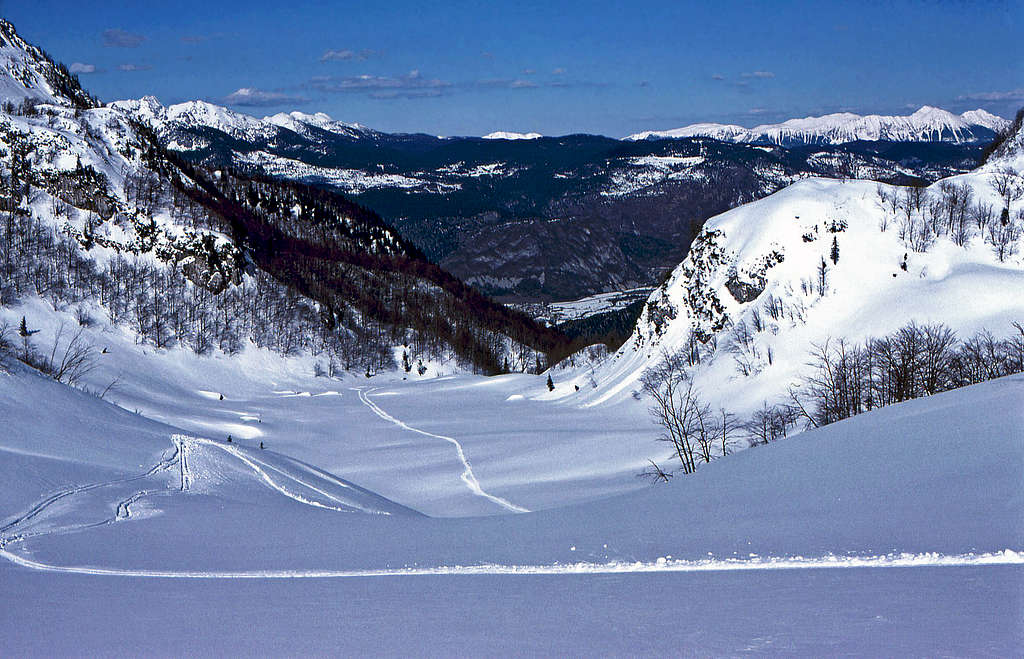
[0,433,382,551]
[181,435,388,515]
[1,436,1020,581]
[0,443,182,540]
[354,387,529,513]
[0,546,1019,580]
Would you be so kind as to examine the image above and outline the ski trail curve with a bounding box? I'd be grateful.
[354,387,529,513]
[179,435,388,515]
[0,547,1018,579]
[0,444,181,539]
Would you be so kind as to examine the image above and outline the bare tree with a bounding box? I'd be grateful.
[986,209,1022,262]
[637,459,673,483]
[45,322,96,386]
[990,167,1023,214]
[640,350,706,474]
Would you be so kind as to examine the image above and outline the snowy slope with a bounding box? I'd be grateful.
[0,346,1020,653]
[0,19,95,109]
[627,106,1011,145]
[566,124,1024,412]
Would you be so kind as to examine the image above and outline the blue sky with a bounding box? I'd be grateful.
[6,0,1022,136]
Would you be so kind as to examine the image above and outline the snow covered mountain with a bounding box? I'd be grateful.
[482,131,543,140]
[570,118,1024,413]
[0,19,97,109]
[627,106,1011,145]
[117,94,991,301]
[263,110,374,140]
[0,19,565,375]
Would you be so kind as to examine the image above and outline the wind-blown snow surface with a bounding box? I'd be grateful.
[626,106,1010,144]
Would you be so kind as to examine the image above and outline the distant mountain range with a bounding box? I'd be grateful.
[625,106,1010,145]
[112,95,998,300]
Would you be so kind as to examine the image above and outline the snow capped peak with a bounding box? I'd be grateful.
[960,108,1009,132]
[110,95,167,123]
[909,105,955,120]
[626,107,1011,145]
[482,131,543,140]
[263,110,370,138]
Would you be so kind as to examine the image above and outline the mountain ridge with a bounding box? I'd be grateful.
[626,106,1010,145]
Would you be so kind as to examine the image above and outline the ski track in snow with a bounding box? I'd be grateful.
[0,433,384,552]
[0,546,1019,580]
[0,442,183,541]
[183,435,389,515]
[1,437,1020,581]
[354,387,529,513]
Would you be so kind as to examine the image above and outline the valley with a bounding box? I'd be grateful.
[0,12,1021,656]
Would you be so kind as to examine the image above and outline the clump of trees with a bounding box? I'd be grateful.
[642,321,1024,477]
[787,321,1024,428]
[875,172,1023,262]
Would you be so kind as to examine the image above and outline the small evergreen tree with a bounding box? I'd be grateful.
[546,374,554,391]
[18,316,31,360]
[402,350,412,373]
[830,237,840,264]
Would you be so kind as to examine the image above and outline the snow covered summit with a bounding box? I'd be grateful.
[626,106,1011,145]
[482,131,543,140]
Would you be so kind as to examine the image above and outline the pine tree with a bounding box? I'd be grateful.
[402,350,412,373]
[830,237,840,264]
[546,374,554,391]
[18,316,29,338]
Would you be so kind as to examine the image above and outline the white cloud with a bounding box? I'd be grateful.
[956,89,1024,102]
[222,87,309,107]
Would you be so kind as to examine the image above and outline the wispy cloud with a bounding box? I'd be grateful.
[69,62,97,74]
[222,87,310,107]
[103,28,145,48]
[181,33,226,45]
[521,68,536,75]
[117,63,152,72]
[320,48,378,62]
[308,70,451,99]
[475,78,538,89]
[711,73,725,81]
[956,89,1024,102]
[741,71,775,79]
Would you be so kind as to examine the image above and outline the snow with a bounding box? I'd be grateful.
[567,149,1024,410]
[0,18,1021,653]
[1,330,1021,653]
[481,131,543,140]
[626,106,1012,144]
